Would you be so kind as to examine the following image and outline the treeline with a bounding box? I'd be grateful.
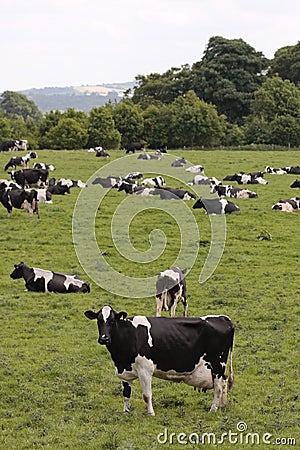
[1,36,300,150]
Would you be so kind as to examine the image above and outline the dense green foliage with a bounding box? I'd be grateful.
[0,149,299,449]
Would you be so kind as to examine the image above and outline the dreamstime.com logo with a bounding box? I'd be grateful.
[157,422,297,446]
[72,153,226,297]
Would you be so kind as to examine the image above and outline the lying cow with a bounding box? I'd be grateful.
[154,187,196,200]
[211,184,257,198]
[84,305,234,415]
[10,262,90,293]
[193,198,240,214]
[185,165,204,173]
[141,176,165,187]
[118,181,155,196]
[272,197,300,212]
[9,168,48,188]
[33,162,56,171]
[156,267,187,317]
[0,187,39,218]
[171,157,186,167]
[4,152,37,171]
[187,175,221,186]
[58,178,87,189]
[92,176,122,188]
[95,148,110,158]
[223,173,267,185]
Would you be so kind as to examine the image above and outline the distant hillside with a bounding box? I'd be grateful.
[19,82,135,113]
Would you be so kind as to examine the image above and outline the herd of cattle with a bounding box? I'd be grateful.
[2,141,299,416]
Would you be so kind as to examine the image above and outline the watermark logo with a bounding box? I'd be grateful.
[72,153,226,297]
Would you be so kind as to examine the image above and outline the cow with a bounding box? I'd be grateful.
[193,198,240,214]
[4,152,37,171]
[0,187,39,217]
[96,148,110,158]
[210,184,258,199]
[118,181,155,196]
[223,173,267,185]
[125,172,143,180]
[47,183,70,195]
[10,262,90,293]
[0,139,28,152]
[185,165,204,173]
[171,157,186,167]
[265,166,288,175]
[33,162,56,171]
[84,305,234,415]
[137,153,161,160]
[9,168,48,188]
[187,175,221,186]
[57,178,87,189]
[141,176,165,187]
[92,176,122,188]
[125,142,146,154]
[272,197,300,212]
[154,187,196,200]
[290,179,300,188]
[156,267,187,317]
[287,166,300,175]
[25,188,53,204]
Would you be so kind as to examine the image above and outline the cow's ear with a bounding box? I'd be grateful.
[84,310,97,320]
[116,311,127,320]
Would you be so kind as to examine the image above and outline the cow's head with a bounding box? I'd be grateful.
[10,262,26,279]
[84,305,127,345]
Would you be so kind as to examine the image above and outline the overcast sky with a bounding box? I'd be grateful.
[1,0,299,92]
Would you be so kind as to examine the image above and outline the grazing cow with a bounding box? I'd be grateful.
[141,176,165,187]
[171,157,186,167]
[272,197,300,212]
[33,162,56,171]
[4,152,37,171]
[10,262,90,293]
[137,153,161,160]
[155,187,196,200]
[185,165,204,173]
[92,176,122,188]
[0,139,28,152]
[290,179,300,188]
[0,187,39,217]
[210,184,258,199]
[156,267,187,317]
[188,175,221,186]
[193,198,240,214]
[223,173,267,185]
[96,148,110,158]
[125,142,146,154]
[84,305,234,415]
[9,168,48,188]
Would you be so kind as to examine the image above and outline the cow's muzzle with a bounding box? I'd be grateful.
[98,336,110,345]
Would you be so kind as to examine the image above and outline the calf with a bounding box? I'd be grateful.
[272,197,300,212]
[210,184,257,198]
[9,168,48,188]
[10,262,90,293]
[193,198,240,214]
[84,305,234,415]
[156,267,187,317]
[4,152,37,171]
[0,187,39,217]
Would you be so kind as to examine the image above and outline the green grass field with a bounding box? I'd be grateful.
[0,149,299,449]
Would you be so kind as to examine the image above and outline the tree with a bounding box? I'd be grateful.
[113,99,144,147]
[142,104,173,148]
[88,106,121,149]
[41,118,88,149]
[0,91,42,121]
[0,113,13,141]
[269,42,300,85]
[191,36,269,124]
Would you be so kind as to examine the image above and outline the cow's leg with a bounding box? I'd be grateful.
[220,378,228,408]
[210,375,225,411]
[139,371,155,416]
[156,295,163,317]
[169,298,178,318]
[122,381,132,413]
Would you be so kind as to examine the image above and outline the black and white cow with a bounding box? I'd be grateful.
[10,262,90,293]
[0,187,39,217]
[84,305,234,415]
[287,166,300,175]
[193,198,240,214]
[187,175,221,186]
[210,184,258,198]
[171,157,187,167]
[95,148,110,158]
[156,267,187,317]
[223,173,267,185]
[4,152,37,171]
[58,178,87,189]
[125,142,146,154]
[92,176,122,188]
[155,187,196,200]
[118,181,155,196]
[0,139,28,152]
[47,183,70,195]
[265,166,288,175]
[25,188,52,204]
[125,172,143,180]
[33,162,56,171]
[272,197,300,212]
[9,168,48,188]
[185,165,204,173]
[290,179,300,188]
[141,176,165,187]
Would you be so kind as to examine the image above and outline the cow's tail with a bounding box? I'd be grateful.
[227,326,235,390]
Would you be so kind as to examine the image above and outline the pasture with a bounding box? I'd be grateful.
[0,148,299,449]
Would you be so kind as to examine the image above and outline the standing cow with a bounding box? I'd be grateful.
[84,305,234,415]
[156,267,187,317]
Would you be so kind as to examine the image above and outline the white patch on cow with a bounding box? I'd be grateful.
[77,180,87,188]
[130,316,153,347]
[161,269,180,283]
[102,305,112,322]
[220,199,227,214]
[63,274,85,289]
[183,192,192,200]
[33,268,53,293]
